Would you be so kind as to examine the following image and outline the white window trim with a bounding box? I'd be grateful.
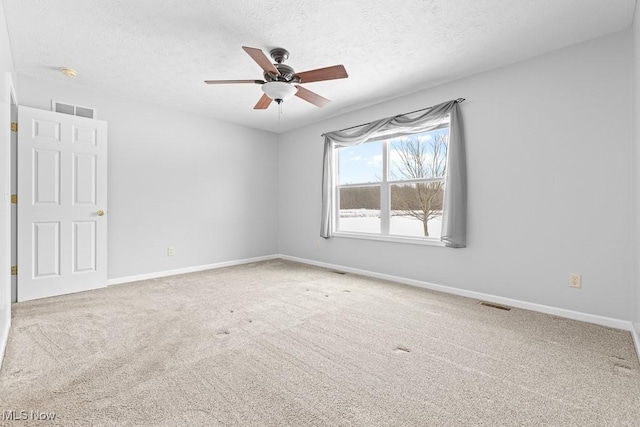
[332,231,446,247]
[333,131,449,245]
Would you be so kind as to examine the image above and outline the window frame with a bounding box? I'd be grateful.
[332,125,449,246]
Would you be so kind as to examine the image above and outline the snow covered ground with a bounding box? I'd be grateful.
[338,209,442,238]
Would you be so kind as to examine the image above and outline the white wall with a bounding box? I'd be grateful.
[0,1,14,366]
[16,74,279,282]
[279,30,634,321]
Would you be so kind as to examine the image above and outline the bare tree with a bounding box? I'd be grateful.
[390,132,447,236]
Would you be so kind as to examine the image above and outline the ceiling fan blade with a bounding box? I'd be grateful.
[295,85,330,108]
[254,93,273,110]
[205,79,265,84]
[242,46,281,76]
[295,65,348,83]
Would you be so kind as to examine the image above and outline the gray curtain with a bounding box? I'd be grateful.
[321,99,466,248]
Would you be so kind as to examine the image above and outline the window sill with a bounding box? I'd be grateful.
[332,232,446,247]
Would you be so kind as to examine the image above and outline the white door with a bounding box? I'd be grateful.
[17,106,108,301]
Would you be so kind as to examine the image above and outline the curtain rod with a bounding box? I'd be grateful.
[321,98,465,137]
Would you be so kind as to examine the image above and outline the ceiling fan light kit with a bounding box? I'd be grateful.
[261,81,297,104]
[205,46,348,111]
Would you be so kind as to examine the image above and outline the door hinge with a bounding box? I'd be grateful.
[11,122,17,132]
[11,266,17,276]
[11,194,17,204]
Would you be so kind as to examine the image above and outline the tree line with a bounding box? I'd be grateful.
[340,183,443,211]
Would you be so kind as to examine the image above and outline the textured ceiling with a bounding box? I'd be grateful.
[2,0,636,133]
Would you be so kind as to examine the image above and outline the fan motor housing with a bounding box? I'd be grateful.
[264,64,299,83]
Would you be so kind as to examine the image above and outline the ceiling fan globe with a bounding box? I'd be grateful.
[261,81,297,102]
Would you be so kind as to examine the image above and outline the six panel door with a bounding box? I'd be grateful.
[17,106,107,301]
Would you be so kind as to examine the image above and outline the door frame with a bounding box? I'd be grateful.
[10,81,17,303]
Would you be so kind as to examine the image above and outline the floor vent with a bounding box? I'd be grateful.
[51,100,97,119]
[479,301,512,311]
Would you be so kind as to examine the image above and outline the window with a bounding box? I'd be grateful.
[335,126,449,242]
[321,99,465,248]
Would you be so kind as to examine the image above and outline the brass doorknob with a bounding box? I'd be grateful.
[97,210,105,216]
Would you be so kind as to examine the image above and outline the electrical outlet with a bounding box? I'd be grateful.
[569,273,581,288]
[167,247,175,257]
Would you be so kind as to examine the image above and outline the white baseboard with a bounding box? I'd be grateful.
[632,322,640,363]
[280,254,631,331]
[0,313,10,371]
[107,254,280,286]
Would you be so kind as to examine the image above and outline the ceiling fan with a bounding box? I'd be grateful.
[205,46,348,110]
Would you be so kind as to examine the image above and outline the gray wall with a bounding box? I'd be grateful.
[278,30,634,321]
[17,74,279,282]
[0,1,14,365]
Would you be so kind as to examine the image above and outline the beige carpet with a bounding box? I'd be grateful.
[1,259,639,426]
